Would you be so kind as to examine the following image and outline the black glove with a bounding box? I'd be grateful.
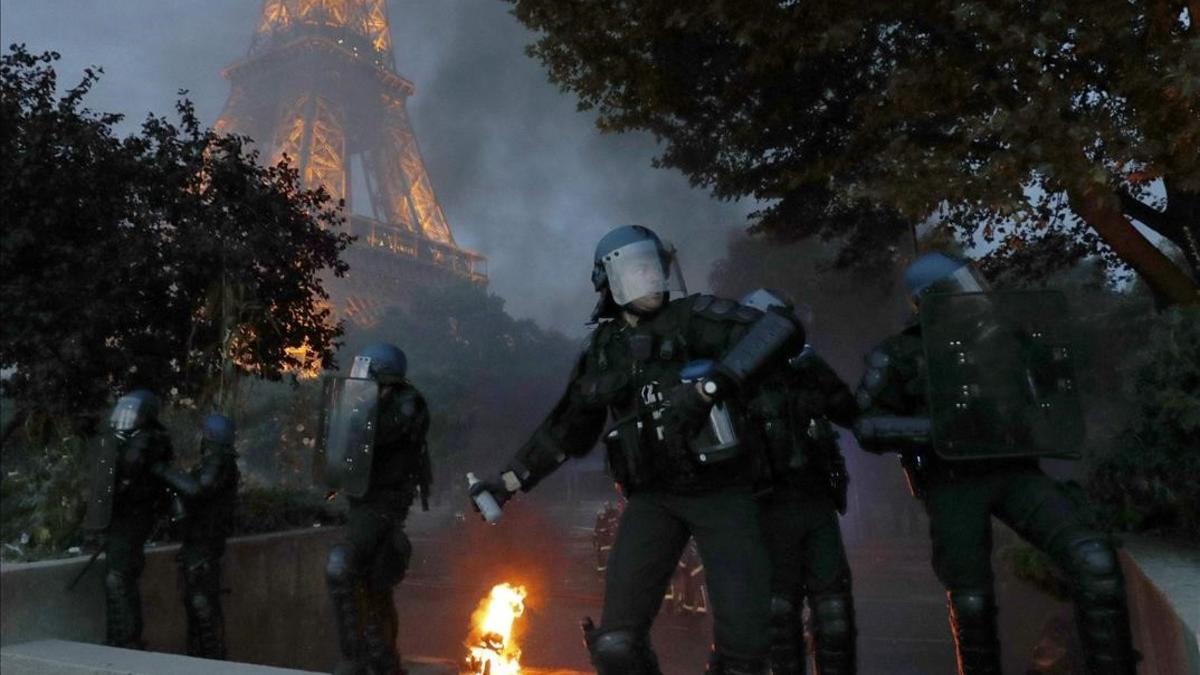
[662,381,715,439]
[468,474,515,511]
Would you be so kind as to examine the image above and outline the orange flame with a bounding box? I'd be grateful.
[465,582,527,675]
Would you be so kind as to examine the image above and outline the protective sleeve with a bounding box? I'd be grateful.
[504,351,607,492]
[686,296,805,391]
[791,348,858,428]
[853,336,929,453]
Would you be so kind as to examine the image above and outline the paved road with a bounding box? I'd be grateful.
[391,502,1052,674]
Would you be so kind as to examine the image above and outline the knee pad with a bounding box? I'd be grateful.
[811,592,856,647]
[368,534,412,591]
[326,545,360,587]
[188,591,212,616]
[1065,536,1125,603]
[769,595,796,620]
[105,569,133,596]
[588,628,657,675]
[947,590,996,626]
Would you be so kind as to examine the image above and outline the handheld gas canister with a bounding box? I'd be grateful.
[679,360,741,464]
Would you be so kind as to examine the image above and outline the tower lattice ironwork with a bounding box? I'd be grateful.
[217,0,486,326]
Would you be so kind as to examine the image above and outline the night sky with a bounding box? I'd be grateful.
[0,0,757,337]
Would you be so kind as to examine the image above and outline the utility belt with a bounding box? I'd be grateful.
[602,397,746,493]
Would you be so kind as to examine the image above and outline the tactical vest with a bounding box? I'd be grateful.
[578,298,757,493]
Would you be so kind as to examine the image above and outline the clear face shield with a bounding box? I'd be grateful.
[110,397,144,433]
[928,264,991,296]
[602,239,687,307]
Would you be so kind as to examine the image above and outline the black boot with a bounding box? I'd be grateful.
[947,590,1001,675]
[705,652,771,675]
[768,595,806,675]
[183,558,226,659]
[810,591,856,675]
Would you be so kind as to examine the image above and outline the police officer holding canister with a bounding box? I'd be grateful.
[853,252,1136,675]
[316,343,431,675]
[83,389,187,649]
[169,413,240,659]
[469,225,804,675]
[740,289,858,675]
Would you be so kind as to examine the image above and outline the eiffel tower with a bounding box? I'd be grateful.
[216,0,487,327]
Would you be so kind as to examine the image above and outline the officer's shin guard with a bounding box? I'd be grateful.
[1065,537,1137,675]
[183,559,226,659]
[810,591,856,675]
[363,587,404,675]
[947,590,1001,675]
[582,619,662,675]
[104,570,145,649]
[326,547,368,674]
[768,595,806,675]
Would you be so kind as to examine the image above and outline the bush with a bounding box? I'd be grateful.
[0,430,89,561]
[1087,306,1200,539]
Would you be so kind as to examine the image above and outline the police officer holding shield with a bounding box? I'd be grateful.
[83,389,188,649]
[317,344,431,675]
[853,252,1135,675]
[170,413,240,659]
[469,225,804,675]
[740,289,858,675]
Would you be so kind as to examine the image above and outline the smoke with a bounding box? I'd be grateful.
[0,0,753,337]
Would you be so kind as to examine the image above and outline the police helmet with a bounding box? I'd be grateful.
[350,343,407,381]
[904,252,990,299]
[110,389,160,433]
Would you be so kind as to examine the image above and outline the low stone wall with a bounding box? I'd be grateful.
[1,527,344,672]
[1121,536,1200,675]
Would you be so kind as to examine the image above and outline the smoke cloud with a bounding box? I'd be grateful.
[0,0,754,337]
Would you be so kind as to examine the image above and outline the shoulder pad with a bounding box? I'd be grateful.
[691,295,757,322]
[580,330,596,354]
[866,348,891,369]
[393,387,425,417]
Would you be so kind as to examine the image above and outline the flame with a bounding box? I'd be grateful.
[465,582,527,675]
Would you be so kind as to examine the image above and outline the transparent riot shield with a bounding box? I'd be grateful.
[82,436,118,531]
[921,290,1084,460]
[314,375,379,498]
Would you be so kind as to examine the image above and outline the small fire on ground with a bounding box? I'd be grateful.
[465,582,528,675]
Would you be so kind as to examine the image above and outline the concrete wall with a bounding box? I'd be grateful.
[1,527,344,673]
[1121,536,1200,675]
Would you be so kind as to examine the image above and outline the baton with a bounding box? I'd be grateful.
[66,547,103,591]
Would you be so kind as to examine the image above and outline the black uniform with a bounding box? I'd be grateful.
[326,382,430,675]
[855,324,1136,675]
[499,294,799,674]
[749,349,857,675]
[102,425,176,649]
[172,440,239,659]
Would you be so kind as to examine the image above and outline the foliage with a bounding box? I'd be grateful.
[508,0,1199,303]
[0,45,352,440]
[0,430,89,561]
[345,281,579,482]
[1088,306,1200,538]
[231,481,345,537]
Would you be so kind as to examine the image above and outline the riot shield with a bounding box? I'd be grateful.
[83,436,118,531]
[314,375,379,498]
[921,290,1084,460]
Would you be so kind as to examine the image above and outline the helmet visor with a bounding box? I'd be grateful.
[933,264,991,295]
[603,239,682,306]
[110,397,144,432]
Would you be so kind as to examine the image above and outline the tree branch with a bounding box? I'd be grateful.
[1118,189,1178,237]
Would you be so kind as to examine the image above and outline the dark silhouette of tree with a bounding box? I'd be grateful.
[508,0,1199,302]
[0,46,353,440]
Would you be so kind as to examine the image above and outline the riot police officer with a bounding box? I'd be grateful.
[853,252,1136,675]
[83,389,184,649]
[170,413,240,659]
[470,225,803,675]
[740,289,857,675]
[319,343,431,675]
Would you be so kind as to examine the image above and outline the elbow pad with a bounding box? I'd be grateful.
[719,310,803,385]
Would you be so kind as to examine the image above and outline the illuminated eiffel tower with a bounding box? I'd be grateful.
[216,0,487,327]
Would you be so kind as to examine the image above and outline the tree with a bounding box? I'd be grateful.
[508,0,1199,303]
[0,46,352,439]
